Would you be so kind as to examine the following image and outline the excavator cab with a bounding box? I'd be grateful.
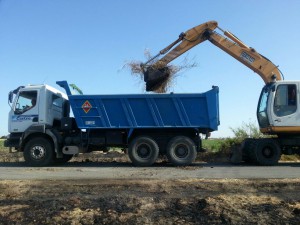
[258,81,300,134]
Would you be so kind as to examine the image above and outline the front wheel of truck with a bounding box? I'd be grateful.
[23,137,54,167]
[128,136,159,167]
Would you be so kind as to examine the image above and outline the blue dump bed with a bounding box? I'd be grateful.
[57,81,220,133]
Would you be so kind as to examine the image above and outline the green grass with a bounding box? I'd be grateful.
[0,139,9,152]
[0,139,5,149]
[202,139,224,152]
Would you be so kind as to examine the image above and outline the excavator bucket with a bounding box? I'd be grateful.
[143,67,170,91]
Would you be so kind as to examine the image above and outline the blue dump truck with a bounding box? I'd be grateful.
[5,81,219,166]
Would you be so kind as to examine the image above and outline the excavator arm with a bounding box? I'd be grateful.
[142,21,283,91]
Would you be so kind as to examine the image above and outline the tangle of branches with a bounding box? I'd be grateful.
[123,49,197,93]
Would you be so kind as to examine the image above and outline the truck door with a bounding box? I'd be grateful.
[48,93,65,124]
[271,83,300,127]
[9,90,39,133]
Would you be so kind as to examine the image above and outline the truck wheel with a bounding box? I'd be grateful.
[128,136,159,166]
[23,137,54,167]
[254,139,281,166]
[166,136,196,166]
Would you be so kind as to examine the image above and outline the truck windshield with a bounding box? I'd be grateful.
[257,86,271,128]
[15,91,37,114]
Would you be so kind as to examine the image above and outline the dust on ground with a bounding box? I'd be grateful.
[0,179,299,225]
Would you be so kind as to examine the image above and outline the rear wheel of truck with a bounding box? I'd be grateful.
[23,137,54,167]
[253,139,281,166]
[128,136,159,167]
[166,136,196,166]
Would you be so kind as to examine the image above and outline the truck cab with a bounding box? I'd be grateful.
[6,84,68,147]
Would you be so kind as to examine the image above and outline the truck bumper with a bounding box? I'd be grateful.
[4,133,22,148]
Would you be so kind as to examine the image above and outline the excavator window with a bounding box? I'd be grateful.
[274,84,297,117]
[257,86,271,128]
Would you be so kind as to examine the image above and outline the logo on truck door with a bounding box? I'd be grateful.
[12,115,38,122]
[82,100,92,113]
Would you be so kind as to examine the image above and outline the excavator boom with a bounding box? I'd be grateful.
[206,29,282,83]
[143,21,282,91]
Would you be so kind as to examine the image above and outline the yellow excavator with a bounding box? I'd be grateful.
[142,21,300,165]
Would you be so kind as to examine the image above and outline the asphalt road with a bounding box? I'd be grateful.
[0,162,299,180]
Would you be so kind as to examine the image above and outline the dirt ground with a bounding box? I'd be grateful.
[0,151,300,224]
[0,179,299,225]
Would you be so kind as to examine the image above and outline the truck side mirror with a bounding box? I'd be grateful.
[8,92,13,103]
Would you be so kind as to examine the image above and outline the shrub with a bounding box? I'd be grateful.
[230,121,266,141]
[220,121,268,152]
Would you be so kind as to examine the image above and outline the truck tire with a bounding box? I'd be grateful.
[166,136,196,166]
[23,137,54,167]
[253,139,281,166]
[128,136,159,167]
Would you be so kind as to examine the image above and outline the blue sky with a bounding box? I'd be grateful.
[1,0,300,137]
